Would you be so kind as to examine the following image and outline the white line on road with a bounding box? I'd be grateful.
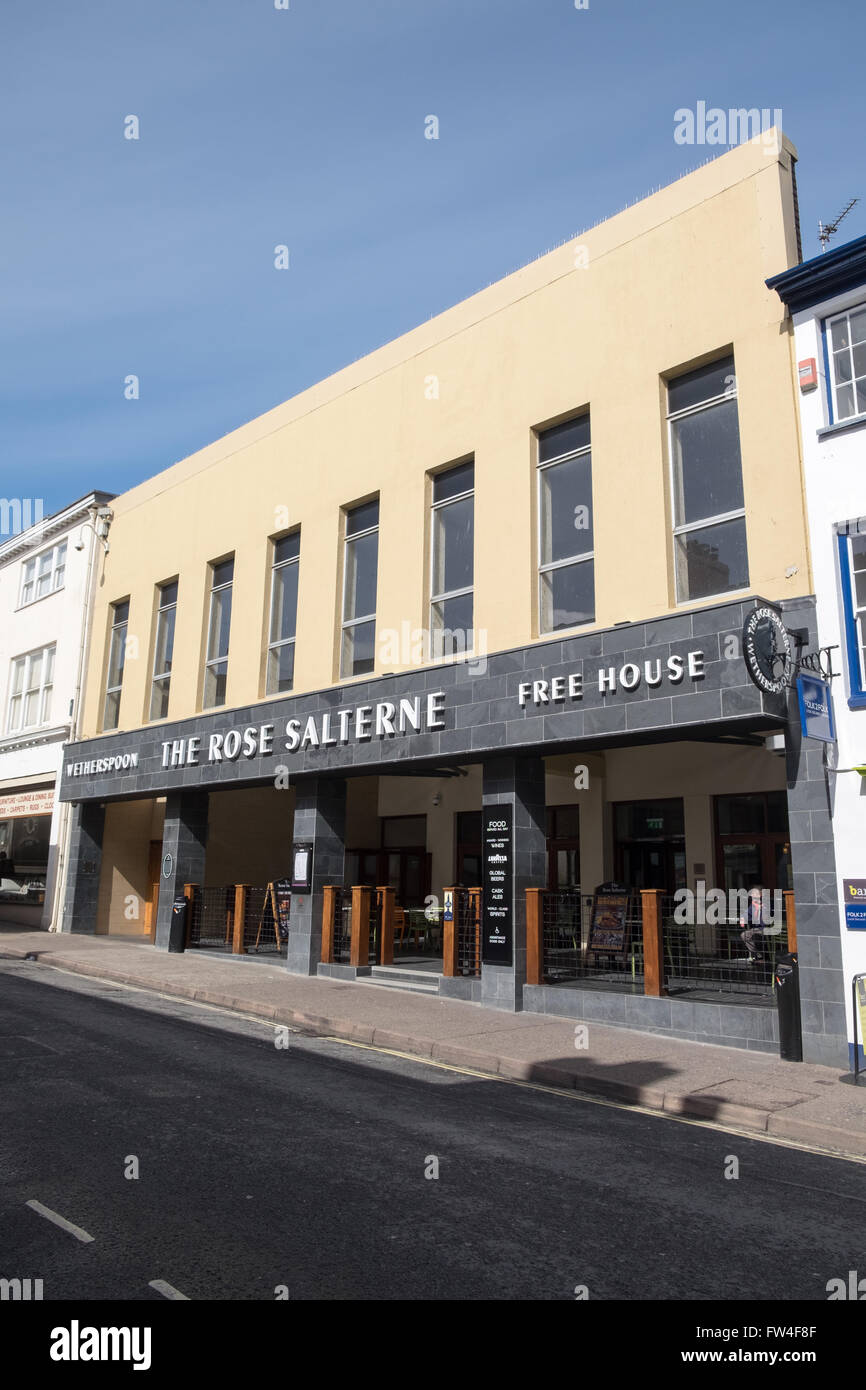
[149,1279,190,1300]
[26,1199,95,1243]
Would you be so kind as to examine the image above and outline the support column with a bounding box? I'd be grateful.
[61,802,105,934]
[481,754,547,1012]
[286,776,346,976]
[155,790,209,950]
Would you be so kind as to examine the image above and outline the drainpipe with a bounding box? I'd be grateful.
[48,504,112,931]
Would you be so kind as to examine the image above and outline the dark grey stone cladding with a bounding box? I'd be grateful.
[59,596,789,804]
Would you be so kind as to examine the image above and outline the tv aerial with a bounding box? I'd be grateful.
[818,197,859,252]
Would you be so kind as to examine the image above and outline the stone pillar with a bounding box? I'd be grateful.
[286,776,347,976]
[61,802,105,934]
[155,790,209,950]
[785,714,848,1067]
[481,755,547,1012]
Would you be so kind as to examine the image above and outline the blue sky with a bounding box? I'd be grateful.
[3,0,865,516]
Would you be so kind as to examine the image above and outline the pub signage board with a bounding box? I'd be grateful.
[482,805,513,965]
[843,879,866,931]
[587,885,631,957]
[796,673,836,744]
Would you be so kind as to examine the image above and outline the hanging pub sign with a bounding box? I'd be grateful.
[587,883,631,957]
[797,673,836,743]
[742,602,796,695]
[482,805,513,965]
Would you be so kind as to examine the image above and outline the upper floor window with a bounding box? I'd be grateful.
[430,461,474,657]
[827,305,866,423]
[341,501,378,678]
[538,415,594,632]
[267,532,300,694]
[20,541,66,607]
[667,355,749,603]
[149,580,178,721]
[7,644,55,734]
[103,601,129,731]
[838,525,866,707]
[203,558,234,709]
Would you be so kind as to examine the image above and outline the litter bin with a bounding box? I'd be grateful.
[774,950,802,1062]
[168,893,189,954]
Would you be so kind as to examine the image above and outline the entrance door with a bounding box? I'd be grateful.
[143,840,161,941]
[547,805,581,889]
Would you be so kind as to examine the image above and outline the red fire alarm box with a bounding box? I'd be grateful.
[798,357,818,391]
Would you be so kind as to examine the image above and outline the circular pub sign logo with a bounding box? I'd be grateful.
[742,605,795,695]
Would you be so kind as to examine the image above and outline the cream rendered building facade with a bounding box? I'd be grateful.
[58,133,847,1064]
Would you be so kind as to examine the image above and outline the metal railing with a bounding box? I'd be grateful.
[442,887,482,978]
[242,886,287,957]
[186,885,235,952]
[529,887,795,1003]
[660,895,790,1000]
[536,890,644,990]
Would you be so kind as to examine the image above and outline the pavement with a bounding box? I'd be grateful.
[3,925,866,1160]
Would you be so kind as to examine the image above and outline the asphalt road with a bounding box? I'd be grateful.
[0,955,863,1302]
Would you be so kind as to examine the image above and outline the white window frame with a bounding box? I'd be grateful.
[429,471,474,657]
[7,644,56,734]
[826,302,866,425]
[537,426,594,635]
[203,560,234,709]
[267,534,300,694]
[103,602,129,730]
[667,376,748,604]
[340,506,379,679]
[19,540,67,608]
[149,581,178,721]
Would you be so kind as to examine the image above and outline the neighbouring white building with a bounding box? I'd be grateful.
[0,492,114,928]
[769,234,866,1068]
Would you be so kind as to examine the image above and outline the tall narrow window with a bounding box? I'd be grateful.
[103,601,129,730]
[668,355,748,602]
[149,580,178,720]
[341,501,378,678]
[267,532,300,694]
[538,416,594,632]
[827,304,866,422]
[203,559,234,709]
[838,527,866,703]
[430,461,474,657]
[7,645,55,733]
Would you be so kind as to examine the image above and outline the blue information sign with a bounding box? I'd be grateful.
[843,880,866,931]
[796,673,836,743]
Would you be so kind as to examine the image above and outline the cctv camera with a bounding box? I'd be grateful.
[74,541,85,552]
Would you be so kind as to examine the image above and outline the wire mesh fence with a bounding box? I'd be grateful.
[186,886,235,952]
[660,894,789,1000]
[537,888,788,1001]
[540,890,644,992]
[454,889,481,978]
[242,886,288,958]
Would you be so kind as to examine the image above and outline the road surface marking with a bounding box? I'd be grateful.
[318,1035,866,1167]
[19,959,865,1168]
[149,1279,190,1300]
[26,1199,95,1243]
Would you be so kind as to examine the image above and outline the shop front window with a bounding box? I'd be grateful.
[614,798,686,891]
[715,791,791,891]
